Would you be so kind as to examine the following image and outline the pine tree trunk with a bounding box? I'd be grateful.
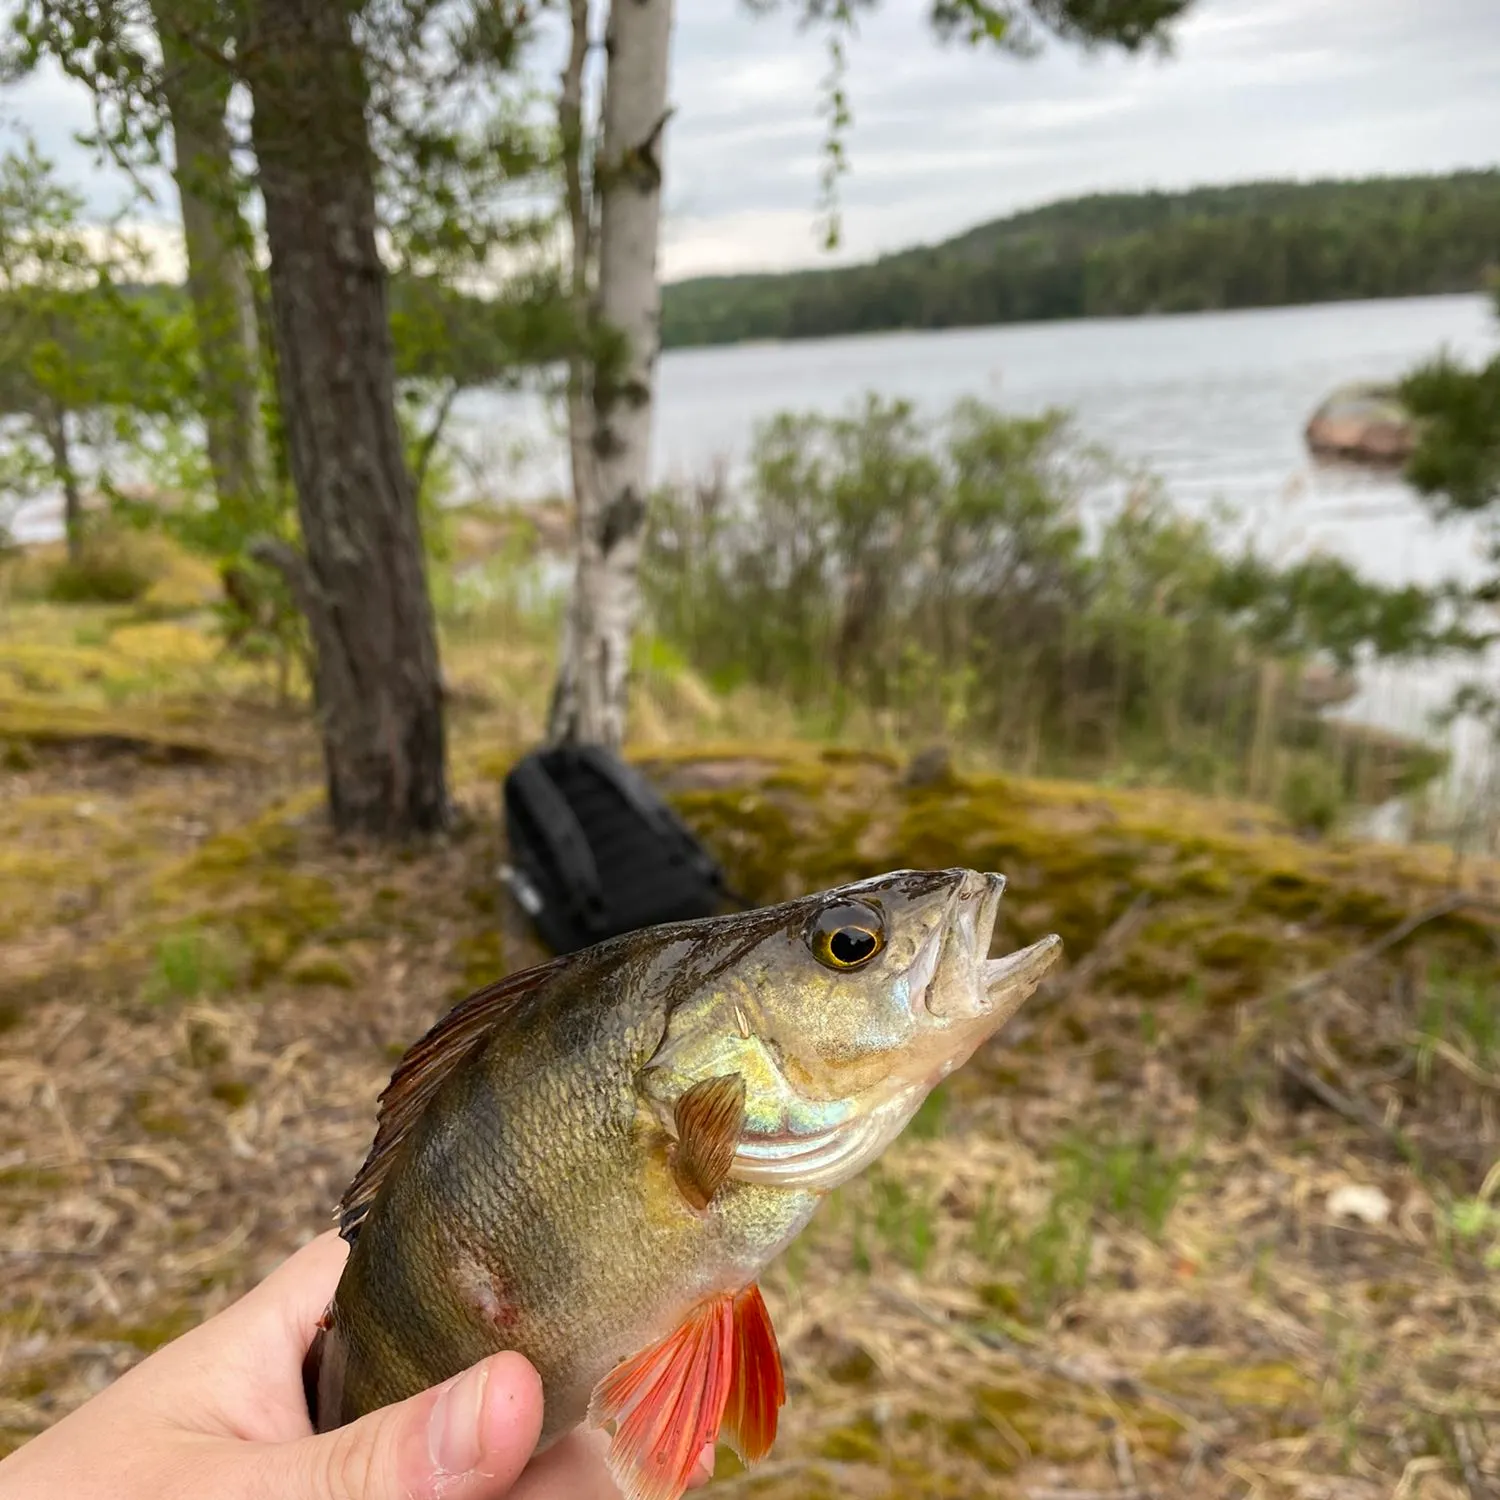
[548,0,675,750]
[240,0,449,837]
[153,7,270,521]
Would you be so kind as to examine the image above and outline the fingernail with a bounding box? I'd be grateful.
[428,1363,490,1476]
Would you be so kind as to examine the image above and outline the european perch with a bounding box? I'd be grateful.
[306,868,1062,1500]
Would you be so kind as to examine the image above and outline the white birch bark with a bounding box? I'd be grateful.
[548,0,675,750]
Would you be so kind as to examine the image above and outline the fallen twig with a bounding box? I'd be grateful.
[1275,1044,1426,1172]
[867,1282,1207,1434]
[1283,892,1500,1005]
[1111,1426,1141,1493]
[1453,1419,1491,1500]
[1412,1033,1500,1092]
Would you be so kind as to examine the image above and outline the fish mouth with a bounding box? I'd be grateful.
[915,870,1062,1029]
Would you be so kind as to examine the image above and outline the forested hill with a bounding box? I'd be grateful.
[659,171,1500,348]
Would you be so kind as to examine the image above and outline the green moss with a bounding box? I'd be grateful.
[145,924,241,1004]
[941,1415,1022,1472]
[453,930,506,996]
[977,1281,1023,1318]
[209,1078,254,1109]
[0,1165,68,1191]
[1197,926,1279,975]
[819,745,900,770]
[1251,867,1329,918]
[1324,887,1404,930]
[286,947,357,989]
[824,1341,879,1386]
[230,875,342,981]
[1,737,38,770]
[1145,1355,1316,1408]
[1171,861,1235,898]
[131,1091,193,1137]
[463,883,498,915]
[1107,948,1190,999]
[819,1417,884,1464]
[0,695,248,763]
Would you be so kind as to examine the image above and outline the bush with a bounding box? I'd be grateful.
[1,525,220,610]
[45,534,158,603]
[643,395,1460,798]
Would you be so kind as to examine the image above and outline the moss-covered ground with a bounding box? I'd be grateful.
[1,577,1497,1499]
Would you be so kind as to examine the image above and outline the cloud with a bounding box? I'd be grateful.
[2,0,1496,284]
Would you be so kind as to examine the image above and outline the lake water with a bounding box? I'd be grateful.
[12,292,1500,818]
[465,292,1496,592]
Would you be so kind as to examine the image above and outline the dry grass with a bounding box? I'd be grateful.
[1,599,1499,1500]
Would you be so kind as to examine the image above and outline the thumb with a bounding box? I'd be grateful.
[274,1351,546,1500]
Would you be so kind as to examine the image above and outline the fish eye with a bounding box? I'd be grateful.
[807,902,886,971]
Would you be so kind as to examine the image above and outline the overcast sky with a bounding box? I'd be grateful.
[3,0,1498,281]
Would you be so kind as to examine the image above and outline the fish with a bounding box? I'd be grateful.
[306,867,1062,1500]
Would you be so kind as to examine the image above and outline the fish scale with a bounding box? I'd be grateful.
[308,868,1062,1500]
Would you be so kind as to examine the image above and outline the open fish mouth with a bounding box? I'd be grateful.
[911,871,1062,1025]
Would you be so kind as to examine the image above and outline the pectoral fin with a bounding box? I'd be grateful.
[671,1073,745,1211]
[588,1283,785,1500]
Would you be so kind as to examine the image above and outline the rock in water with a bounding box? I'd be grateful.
[1304,382,1416,466]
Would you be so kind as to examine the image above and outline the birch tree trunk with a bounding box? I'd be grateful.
[153,8,271,522]
[547,0,675,750]
[240,0,450,838]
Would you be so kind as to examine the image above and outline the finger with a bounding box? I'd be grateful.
[507,1430,717,1500]
[267,1350,544,1500]
[238,1231,351,1351]
[132,1231,350,1438]
[506,1428,618,1500]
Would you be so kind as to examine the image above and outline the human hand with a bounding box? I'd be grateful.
[0,1229,714,1500]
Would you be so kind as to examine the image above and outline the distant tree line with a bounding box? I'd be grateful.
[660,172,1500,347]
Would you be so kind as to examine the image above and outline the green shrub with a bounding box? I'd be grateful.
[642,394,1458,801]
[45,538,156,603]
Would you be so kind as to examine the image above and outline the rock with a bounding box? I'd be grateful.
[1305,382,1417,467]
[1327,1182,1391,1225]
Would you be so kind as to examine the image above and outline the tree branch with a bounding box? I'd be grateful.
[247,534,320,623]
[411,379,459,500]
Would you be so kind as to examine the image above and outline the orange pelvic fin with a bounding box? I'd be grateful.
[722,1283,785,1463]
[588,1283,785,1500]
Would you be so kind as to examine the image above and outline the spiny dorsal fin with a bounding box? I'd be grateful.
[671,1073,745,1212]
[337,956,567,1240]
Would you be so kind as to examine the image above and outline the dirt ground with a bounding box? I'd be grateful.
[2,600,1499,1500]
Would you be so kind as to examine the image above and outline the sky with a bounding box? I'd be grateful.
[2,0,1498,282]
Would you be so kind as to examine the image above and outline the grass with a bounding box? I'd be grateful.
[144,924,241,1004]
[1416,962,1500,1070]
